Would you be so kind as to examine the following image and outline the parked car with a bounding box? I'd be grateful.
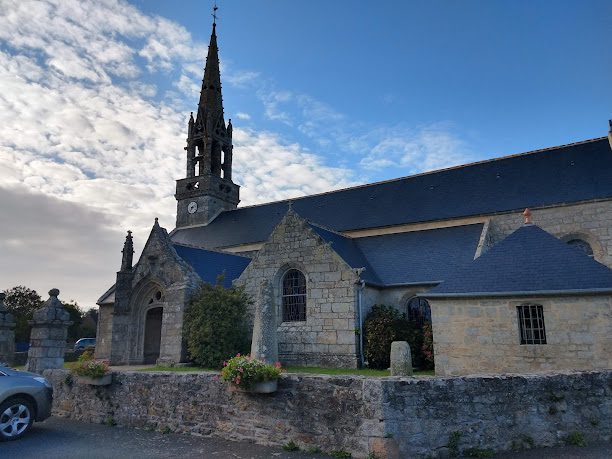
[74,338,96,352]
[0,366,53,441]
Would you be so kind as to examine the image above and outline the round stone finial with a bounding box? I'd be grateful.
[154,217,159,224]
[49,288,60,297]
[523,208,532,225]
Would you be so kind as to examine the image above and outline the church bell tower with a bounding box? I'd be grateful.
[175,13,239,228]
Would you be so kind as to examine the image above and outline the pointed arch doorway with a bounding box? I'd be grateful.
[143,307,163,364]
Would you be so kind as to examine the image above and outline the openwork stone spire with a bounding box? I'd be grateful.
[175,8,240,229]
[186,18,233,180]
[121,230,134,271]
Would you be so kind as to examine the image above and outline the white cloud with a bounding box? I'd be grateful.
[235,112,251,120]
[357,124,471,173]
[224,70,260,87]
[0,0,356,307]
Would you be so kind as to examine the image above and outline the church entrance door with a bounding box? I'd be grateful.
[143,307,163,364]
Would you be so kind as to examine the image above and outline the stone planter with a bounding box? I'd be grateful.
[233,379,278,394]
[76,374,112,386]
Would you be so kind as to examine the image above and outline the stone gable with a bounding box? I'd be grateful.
[97,222,201,365]
[236,209,360,368]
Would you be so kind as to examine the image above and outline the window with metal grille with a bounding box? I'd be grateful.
[282,269,307,322]
[517,304,547,344]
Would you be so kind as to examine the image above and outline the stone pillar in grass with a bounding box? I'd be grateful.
[0,293,16,366]
[250,279,278,363]
[26,289,73,374]
[390,341,413,376]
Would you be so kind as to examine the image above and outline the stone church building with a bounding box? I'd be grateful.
[96,21,612,375]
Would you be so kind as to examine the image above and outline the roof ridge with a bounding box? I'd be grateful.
[308,221,352,238]
[173,242,251,259]
[231,137,608,212]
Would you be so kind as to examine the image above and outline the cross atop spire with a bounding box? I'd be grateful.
[212,2,218,25]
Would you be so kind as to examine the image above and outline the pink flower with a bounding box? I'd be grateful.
[235,376,241,385]
[239,368,244,373]
[236,353,241,357]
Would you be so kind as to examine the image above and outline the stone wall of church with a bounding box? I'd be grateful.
[236,211,360,368]
[487,200,612,265]
[430,295,612,376]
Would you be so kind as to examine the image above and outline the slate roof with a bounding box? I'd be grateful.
[171,138,612,250]
[426,224,612,297]
[308,224,381,284]
[310,223,483,286]
[354,224,484,286]
[173,244,251,288]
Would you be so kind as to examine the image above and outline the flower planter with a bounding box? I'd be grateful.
[233,379,278,394]
[76,374,112,386]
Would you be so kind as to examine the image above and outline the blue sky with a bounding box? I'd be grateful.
[0,0,610,307]
[137,0,611,179]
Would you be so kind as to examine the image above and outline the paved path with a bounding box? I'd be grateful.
[3,417,326,459]
[3,417,610,458]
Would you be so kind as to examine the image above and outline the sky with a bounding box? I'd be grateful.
[0,0,610,308]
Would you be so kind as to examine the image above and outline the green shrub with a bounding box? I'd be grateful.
[282,440,300,451]
[330,450,352,459]
[464,447,494,458]
[564,431,586,447]
[183,281,251,369]
[363,304,426,369]
[448,431,462,457]
[421,322,435,370]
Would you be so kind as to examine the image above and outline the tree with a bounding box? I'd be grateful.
[3,286,43,343]
[183,280,252,369]
[63,301,85,342]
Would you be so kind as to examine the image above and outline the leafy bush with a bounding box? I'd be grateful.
[421,322,435,370]
[220,354,282,389]
[183,281,252,369]
[363,304,428,369]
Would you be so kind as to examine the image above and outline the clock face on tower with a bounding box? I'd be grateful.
[187,201,198,214]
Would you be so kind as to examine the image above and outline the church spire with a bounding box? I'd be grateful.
[175,6,240,229]
[185,8,233,181]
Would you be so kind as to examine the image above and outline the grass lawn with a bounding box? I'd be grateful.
[136,365,435,377]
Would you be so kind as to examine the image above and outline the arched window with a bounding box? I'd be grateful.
[567,239,594,257]
[406,297,431,327]
[282,269,307,322]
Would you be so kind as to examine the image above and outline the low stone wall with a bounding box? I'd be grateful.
[46,369,612,458]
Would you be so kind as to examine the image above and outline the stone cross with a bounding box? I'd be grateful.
[250,279,278,364]
[26,289,73,375]
[0,292,16,366]
[390,341,413,376]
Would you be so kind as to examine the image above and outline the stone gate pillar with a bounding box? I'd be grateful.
[0,293,16,366]
[26,289,73,374]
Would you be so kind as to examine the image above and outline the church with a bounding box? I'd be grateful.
[95,20,612,376]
